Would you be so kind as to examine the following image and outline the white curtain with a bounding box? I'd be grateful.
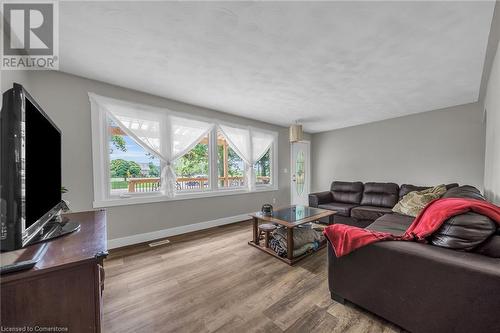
[218,124,251,163]
[252,130,275,162]
[251,129,275,189]
[171,116,212,160]
[218,124,275,191]
[90,94,213,197]
[218,124,252,190]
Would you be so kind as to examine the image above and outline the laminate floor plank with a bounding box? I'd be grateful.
[103,221,403,333]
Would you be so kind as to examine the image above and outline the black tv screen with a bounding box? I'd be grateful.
[1,83,62,251]
[24,97,61,230]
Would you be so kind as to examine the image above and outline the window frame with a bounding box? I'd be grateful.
[107,116,164,198]
[90,94,279,208]
[254,145,275,188]
[173,131,211,194]
[215,128,246,191]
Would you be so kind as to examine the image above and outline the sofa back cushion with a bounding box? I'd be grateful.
[430,185,499,253]
[399,184,430,199]
[393,184,447,217]
[399,183,459,199]
[473,235,500,258]
[442,185,485,200]
[430,212,497,251]
[330,181,364,204]
[360,182,399,208]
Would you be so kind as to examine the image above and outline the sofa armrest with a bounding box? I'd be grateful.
[328,241,500,333]
[309,191,333,207]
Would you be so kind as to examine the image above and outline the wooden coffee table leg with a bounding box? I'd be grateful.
[253,217,259,245]
[287,227,294,261]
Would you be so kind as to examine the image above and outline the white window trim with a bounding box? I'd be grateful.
[90,94,279,208]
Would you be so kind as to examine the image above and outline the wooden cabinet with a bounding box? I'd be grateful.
[0,211,107,332]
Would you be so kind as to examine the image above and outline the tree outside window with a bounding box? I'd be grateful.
[255,148,271,185]
[108,118,161,194]
[217,130,245,188]
[173,135,209,191]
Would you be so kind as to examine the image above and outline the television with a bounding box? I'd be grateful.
[1,83,64,251]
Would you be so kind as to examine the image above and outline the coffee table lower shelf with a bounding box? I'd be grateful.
[248,240,326,265]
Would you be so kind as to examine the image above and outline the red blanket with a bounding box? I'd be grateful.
[324,198,500,257]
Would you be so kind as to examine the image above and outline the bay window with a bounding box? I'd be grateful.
[90,94,278,207]
[174,134,210,191]
[108,117,162,196]
[254,148,272,185]
[217,129,245,189]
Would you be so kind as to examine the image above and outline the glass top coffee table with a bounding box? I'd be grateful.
[249,205,336,265]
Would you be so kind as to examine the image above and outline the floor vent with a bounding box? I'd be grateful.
[149,239,171,247]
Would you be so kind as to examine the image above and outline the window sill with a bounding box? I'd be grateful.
[93,186,279,208]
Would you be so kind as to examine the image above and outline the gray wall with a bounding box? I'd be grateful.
[1,70,33,94]
[1,71,291,241]
[479,1,500,103]
[484,43,500,204]
[311,103,485,192]
[482,1,500,205]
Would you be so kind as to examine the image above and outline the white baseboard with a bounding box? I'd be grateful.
[107,213,251,249]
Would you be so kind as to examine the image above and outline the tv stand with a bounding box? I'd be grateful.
[30,216,81,245]
[0,211,107,332]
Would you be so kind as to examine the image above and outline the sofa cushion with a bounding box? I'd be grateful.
[366,213,414,236]
[318,202,358,217]
[399,183,459,199]
[399,184,430,199]
[351,206,393,221]
[330,181,364,204]
[445,183,459,190]
[442,185,485,200]
[429,212,497,251]
[331,215,373,228]
[392,184,447,217]
[473,235,500,258]
[360,182,399,208]
[308,191,333,207]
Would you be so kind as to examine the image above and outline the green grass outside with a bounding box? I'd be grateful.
[111,179,128,189]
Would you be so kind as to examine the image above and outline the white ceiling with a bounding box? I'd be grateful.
[59,1,495,133]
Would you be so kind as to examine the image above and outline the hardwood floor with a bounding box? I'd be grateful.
[103,221,403,333]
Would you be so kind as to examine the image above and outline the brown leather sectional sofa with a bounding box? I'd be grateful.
[309,181,458,227]
[309,182,500,333]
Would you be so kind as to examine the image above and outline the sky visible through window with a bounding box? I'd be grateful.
[109,130,161,193]
[108,119,271,195]
[110,135,158,164]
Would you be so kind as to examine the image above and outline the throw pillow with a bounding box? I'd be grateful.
[392,184,447,217]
